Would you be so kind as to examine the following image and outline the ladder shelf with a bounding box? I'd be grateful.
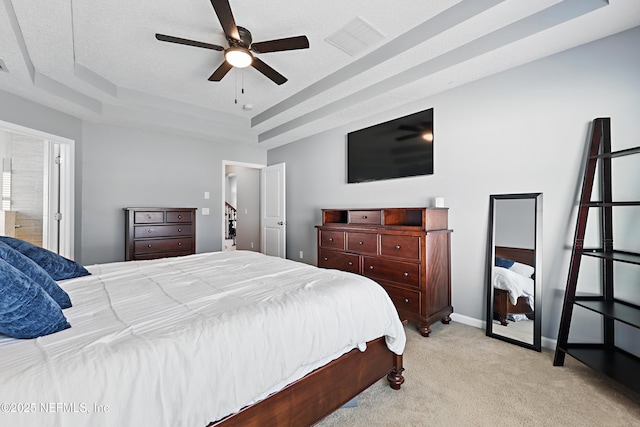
[553,117,640,394]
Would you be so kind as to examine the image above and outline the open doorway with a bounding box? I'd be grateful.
[223,162,262,252]
[0,120,75,258]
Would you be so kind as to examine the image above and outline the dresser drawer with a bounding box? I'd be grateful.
[135,237,193,255]
[134,224,193,239]
[348,210,381,225]
[319,230,345,250]
[318,249,359,274]
[383,285,420,314]
[133,250,193,260]
[380,234,421,261]
[362,257,420,287]
[346,232,377,255]
[166,211,193,223]
[134,211,164,224]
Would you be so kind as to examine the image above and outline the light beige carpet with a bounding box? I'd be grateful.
[318,322,640,427]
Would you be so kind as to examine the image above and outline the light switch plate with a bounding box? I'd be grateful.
[202,208,210,215]
[204,191,210,199]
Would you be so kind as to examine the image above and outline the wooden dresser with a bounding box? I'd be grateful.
[124,207,196,261]
[316,207,453,337]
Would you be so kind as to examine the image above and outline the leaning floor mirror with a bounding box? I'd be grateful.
[486,193,542,351]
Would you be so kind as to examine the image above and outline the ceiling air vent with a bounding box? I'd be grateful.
[325,17,385,57]
[0,59,8,73]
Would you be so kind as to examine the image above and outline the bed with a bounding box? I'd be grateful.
[0,250,406,427]
[492,246,535,326]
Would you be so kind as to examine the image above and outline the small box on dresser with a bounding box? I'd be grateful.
[124,207,197,261]
[317,207,453,337]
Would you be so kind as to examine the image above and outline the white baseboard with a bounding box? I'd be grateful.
[450,313,485,329]
[541,336,557,350]
[450,313,556,350]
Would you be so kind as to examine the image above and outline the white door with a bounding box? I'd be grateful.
[260,163,286,258]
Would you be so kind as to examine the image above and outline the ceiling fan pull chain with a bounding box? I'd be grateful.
[242,71,245,94]
[234,71,238,104]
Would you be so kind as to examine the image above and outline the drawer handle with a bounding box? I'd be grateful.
[178,215,182,219]
[358,241,364,245]
[395,245,401,249]
[147,229,152,234]
[404,298,410,303]
[369,265,374,270]
[404,272,409,277]
[348,261,353,266]
[178,242,182,246]
[329,238,333,241]
[178,228,182,232]
[146,214,152,219]
[362,215,368,219]
[147,244,152,248]
[324,257,328,261]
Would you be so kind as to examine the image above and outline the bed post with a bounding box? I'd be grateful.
[387,354,405,390]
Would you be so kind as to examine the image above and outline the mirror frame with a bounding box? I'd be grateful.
[486,193,542,352]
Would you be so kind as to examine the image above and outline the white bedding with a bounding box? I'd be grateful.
[0,251,406,427]
[493,266,534,307]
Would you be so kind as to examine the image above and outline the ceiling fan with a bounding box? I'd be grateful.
[155,0,309,85]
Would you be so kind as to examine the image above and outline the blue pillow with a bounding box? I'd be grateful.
[0,242,72,309]
[0,236,90,281]
[0,259,71,339]
[495,256,515,269]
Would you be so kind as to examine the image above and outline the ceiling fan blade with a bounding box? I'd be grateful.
[210,0,239,41]
[397,125,422,132]
[208,61,233,81]
[251,57,287,85]
[155,34,224,51]
[251,35,309,53]
[395,134,420,142]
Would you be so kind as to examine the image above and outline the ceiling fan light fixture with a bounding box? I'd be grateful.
[225,47,253,68]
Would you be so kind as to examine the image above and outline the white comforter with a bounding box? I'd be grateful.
[0,251,406,427]
[493,266,534,307]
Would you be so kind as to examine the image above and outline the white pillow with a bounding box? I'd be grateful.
[510,261,534,278]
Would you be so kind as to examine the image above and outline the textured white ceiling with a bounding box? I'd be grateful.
[0,0,639,149]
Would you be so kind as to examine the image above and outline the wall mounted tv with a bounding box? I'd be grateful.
[347,108,433,183]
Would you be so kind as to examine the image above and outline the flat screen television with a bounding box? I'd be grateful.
[347,108,433,183]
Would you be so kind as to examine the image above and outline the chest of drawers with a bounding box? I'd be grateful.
[317,207,452,337]
[124,207,197,261]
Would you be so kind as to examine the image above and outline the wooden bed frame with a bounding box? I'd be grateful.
[493,246,535,327]
[210,336,404,426]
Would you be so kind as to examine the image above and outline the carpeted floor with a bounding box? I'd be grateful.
[317,322,640,427]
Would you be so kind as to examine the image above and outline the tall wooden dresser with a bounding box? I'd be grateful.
[124,207,197,261]
[316,207,453,337]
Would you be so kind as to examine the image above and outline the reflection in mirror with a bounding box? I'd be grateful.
[486,193,542,351]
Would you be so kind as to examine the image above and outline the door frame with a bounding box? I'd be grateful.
[0,120,75,258]
[221,160,265,251]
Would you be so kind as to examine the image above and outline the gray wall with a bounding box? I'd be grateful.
[268,26,640,343]
[80,122,266,264]
[0,90,267,265]
[494,198,535,250]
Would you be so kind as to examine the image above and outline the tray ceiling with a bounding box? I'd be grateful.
[0,0,638,148]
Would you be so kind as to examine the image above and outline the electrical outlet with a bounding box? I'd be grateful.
[299,251,303,259]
